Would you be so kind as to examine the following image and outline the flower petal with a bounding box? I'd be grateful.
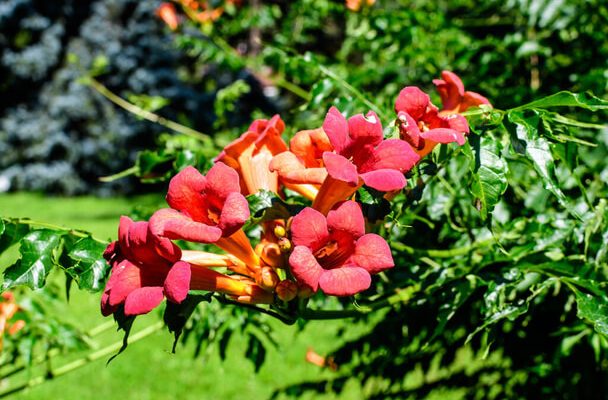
[421,128,466,146]
[108,262,142,308]
[318,266,371,296]
[394,86,430,120]
[166,166,208,221]
[163,261,191,304]
[149,208,223,243]
[369,139,420,173]
[289,128,333,166]
[206,162,242,200]
[462,91,491,111]
[218,192,250,237]
[326,201,365,238]
[289,246,324,292]
[347,111,383,147]
[433,70,465,112]
[444,113,470,134]
[124,286,165,316]
[322,107,350,154]
[360,169,406,192]
[397,111,422,149]
[269,152,327,184]
[322,152,359,186]
[352,233,394,274]
[291,207,329,249]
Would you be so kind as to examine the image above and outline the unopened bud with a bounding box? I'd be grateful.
[256,266,279,291]
[297,283,314,299]
[276,280,298,302]
[261,243,282,268]
[254,243,265,257]
[273,224,286,238]
[278,237,292,253]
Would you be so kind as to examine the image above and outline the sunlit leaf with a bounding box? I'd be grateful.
[464,135,509,220]
[66,237,110,292]
[512,91,608,111]
[2,230,63,291]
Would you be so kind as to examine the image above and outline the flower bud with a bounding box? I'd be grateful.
[260,243,283,268]
[278,237,292,253]
[297,283,314,299]
[256,266,279,291]
[273,224,286,238]
[276,280,298,302]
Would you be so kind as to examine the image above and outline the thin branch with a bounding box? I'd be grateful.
[86,78,210,141]
[0,322,163,399]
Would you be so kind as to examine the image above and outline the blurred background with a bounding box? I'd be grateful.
[1,0,608,399]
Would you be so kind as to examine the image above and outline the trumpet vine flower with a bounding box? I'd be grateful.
[433,71,491,114]
[269,128,331,200]
[289,201,394,296]
[215,115,287,196]
[101,217,271,317]
[395,86,470,159]
[149,163,258,267]
[312,107,419,214]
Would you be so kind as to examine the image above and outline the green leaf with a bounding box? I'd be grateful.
[464,134,509,220]
[246,190,305,225]
[2,230,63,291]
[164,294,212,353]
[108,307,136,364]
[245,332,266,372]
[136,150,176,183]
[512,91,608,112]
[573,288,608,337]
[66,237,110,292]
[0,219,5,236]
[0,220,31,254]
[507,110,581,219]
[356,186,392,223]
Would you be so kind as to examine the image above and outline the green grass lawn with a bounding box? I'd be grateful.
[0,193,363,400]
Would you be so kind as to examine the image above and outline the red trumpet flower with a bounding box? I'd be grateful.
[289,201,394,296]
[312,107,419,214]
[395,86,469,159]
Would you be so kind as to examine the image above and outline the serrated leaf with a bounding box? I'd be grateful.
[2,230,63,291]
[164,294,212,353]
[512,91,608,111]
[507,110,581,219]
[573,289,608,337]
[0,220,31,254]
[465,135,509,219]
[66,237,110,292]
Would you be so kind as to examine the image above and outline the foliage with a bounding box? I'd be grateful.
[2,1,608,399]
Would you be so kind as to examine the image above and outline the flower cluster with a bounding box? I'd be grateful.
[156,0,242,30]
[0,292,25,352]
[101,72,489,317]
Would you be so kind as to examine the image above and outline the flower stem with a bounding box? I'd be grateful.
[86,77,210,142]
[3,217,108,245]
[0,322,163,399]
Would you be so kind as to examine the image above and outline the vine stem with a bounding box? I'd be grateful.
[317,65,390,121]
[301,287,418,320]
[4,217,108,245]
[0,322,163,399]
[0,320,115,380]
[215,296,297,325]
[86,77,210,142]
